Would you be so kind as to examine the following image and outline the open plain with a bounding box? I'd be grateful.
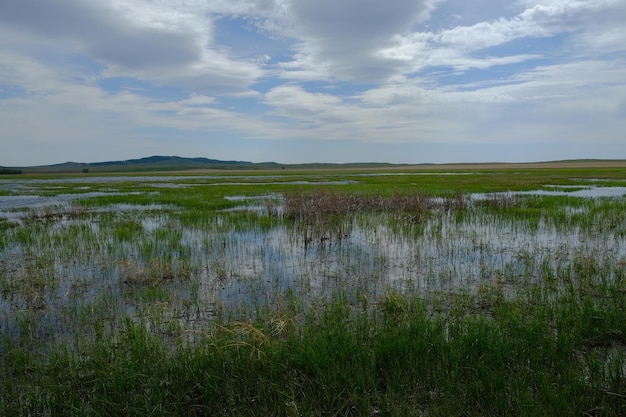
[1,162,625,415]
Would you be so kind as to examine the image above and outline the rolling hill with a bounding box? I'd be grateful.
[3,156,625,175]
[3,155,404,174]
[11,156,281,174]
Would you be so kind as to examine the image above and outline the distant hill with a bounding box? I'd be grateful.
[15,156,283,174]
[6,156,626,174]
[8,155,402,174]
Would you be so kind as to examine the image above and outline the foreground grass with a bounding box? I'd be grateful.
[2,285,625,416]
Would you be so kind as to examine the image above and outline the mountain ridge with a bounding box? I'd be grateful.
[5,155,398,174]
[2,156,626,174]
[6,155,275,173]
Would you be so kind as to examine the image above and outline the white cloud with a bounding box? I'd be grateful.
[377,0,626,76]
[0,0,265,95]
[274,0,442,82]
[436,18,545,51]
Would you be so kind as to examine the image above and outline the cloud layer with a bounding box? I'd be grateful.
[1,0,625,165]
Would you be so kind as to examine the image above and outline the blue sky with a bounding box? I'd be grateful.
[1,0,625,166]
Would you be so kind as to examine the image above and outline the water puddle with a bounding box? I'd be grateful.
[0,192,142,212]
[0,174,358,190]
[222,194,284,215]
[474,186,626,199]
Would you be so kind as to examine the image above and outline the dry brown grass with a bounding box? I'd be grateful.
[118,258,191,287]
[283,189,472,223]
[282,189,521,245]
[282,190,475,245]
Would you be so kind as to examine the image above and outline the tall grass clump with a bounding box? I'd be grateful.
[284,189,470,223]
[282,189,473,245]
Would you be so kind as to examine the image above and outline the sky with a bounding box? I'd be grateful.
[1,0,625,166]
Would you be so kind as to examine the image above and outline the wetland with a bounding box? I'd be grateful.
[1,166,625,415]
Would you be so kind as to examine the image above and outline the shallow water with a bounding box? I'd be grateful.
[1,177,625,341]
[204,209,626,307]
[0,174,357,190]
[474,186,626,199]
[0,192,150,210]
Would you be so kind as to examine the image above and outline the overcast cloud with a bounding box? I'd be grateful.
[0,0,624,166]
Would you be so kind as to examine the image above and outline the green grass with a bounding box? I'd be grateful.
[1,166,626,415]
[1,288,624,416]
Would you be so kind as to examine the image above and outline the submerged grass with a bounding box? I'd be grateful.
[1,287,624,416]
[1,167,626,415]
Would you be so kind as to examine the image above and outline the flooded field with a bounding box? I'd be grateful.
[1,171,625,342]
[1,168,626,415]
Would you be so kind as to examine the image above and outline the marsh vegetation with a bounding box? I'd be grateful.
[1,167,625,415]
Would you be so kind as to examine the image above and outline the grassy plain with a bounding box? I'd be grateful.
[1,163,625,415]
